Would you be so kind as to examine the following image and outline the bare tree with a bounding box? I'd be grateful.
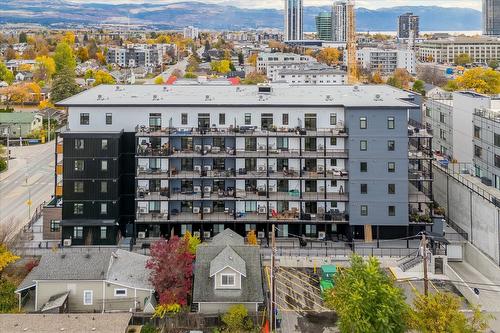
[416,64,448,86]
[0,217,22,248]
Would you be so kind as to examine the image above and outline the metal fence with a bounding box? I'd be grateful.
[261,246,418,259]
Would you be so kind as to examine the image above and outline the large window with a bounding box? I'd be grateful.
[277,137,288,150]
[74,226,83,239]
[439,112,445,123]
[245,138,257,151]
[474,145,482,158]
[387,116,395,129]
[221,274,235,286]
[388,184,396,194]
[388,206,396,216]
[74,181,84,193]
[360,184,367,194]
[304,113,317,131]
[100,203,107,215]
[360,162,367,172]
[388,162,396,173]
[181,113,188,125]
[101,181,108,193]
[198,113,210,129]
[50,220,60,232]
[244,113,251,125]
[80,113,89,125]
[360,140,367,151]
[495,133,500,147]
[75,139,84,150]
[360,117,367,129]
[219,113,225,125]
[105,113,112,125]
[360,205,368,216]
[74,203,83,215]
[261,113,273,130]
[282,113,289,125]
[495,154,500,168]
[330,113,337,125]
[101,160,108,171]
[101,139,108,150]
[74,160,84,171]
[83,290,93,305]
[100,226,107,239]
[474,126,481,139]
[149,113,161,130]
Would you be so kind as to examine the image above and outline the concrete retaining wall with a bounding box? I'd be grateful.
[464,243,500,284]
[444,263,480,306]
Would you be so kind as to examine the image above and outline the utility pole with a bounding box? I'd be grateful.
[270,224,276,332]
[421,232,429,296]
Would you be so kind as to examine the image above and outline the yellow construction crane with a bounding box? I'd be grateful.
[347,0,357,84]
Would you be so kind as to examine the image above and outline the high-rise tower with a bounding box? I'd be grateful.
[285,0,303,41]
[483,0,500,36]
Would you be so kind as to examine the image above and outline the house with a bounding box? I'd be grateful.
[0,313,132,333]
[15,71,34,82]
[192,229,264,314]
[0,112,43,137]
[16,250,155,313]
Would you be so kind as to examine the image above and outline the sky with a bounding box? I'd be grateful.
[69,0,481,10]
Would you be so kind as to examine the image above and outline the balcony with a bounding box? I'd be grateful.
[136,188,169,200]
[137,146,171,157]
[136,212,169,223]
[136,167,169,178]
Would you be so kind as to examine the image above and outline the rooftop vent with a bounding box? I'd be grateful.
[353,85,360,92]
[97,94,103,101]
[153,94,159,101]
[374,94,383,101]
[325,95,333,101]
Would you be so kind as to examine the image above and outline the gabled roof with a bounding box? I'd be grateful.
[106,249,153,290]
[211,228,244,246]
[209,246,246,277]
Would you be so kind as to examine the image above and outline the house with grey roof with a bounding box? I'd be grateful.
[0,112,43,137]
[16,249,155,314]
[192,229,264,314]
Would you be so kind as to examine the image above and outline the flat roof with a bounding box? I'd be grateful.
[57,84,418,108]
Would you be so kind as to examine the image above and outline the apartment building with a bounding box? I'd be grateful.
[315,12,333,41]
[483,0,500,36]
[106,44,176,68]
[56,84,433,245]
[285,0,304,41]
[423,95,454,159]
[272,63,347,84]
[355,48,416,75]
[257,52,317,79]
[473,105,500,189]
[418,37,500,63]
[398,12,419,39]
[183,26,199,40]
[332,1,348,42]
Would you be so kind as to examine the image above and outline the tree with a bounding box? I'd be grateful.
[242,72,267,85]
[387,69,413,90]
[0,145,7,172]
[0,85,30,107]
[417,64,448,86]
[488,59,499,70]
[210,60,231,74]
[146,236,194,306]
[409,292,492,333]
[53,42,76,73]
[62,31,76,45]
[204,39,211,52]
[412,80,426,95]
[183,72,198,79]
[33,56,56,83]
[246,230,258,246]
[238,52,244,65]
[93,70,116,86]
[221,304,254,332]
[51,67,80,103]
[454,53,472,66]
[371,70,384,84]
[19,32,28,44]
[77,47,90,62]
[4,48,17,61]
[154,76,164,85]
[446,67,500,94]
[0,278,17,313]
[183,231,201,255]
[324,255,409,333]
[0,244,19,275]
[247,54,258,67]
[0,62,14,85]
[316,47,341,66]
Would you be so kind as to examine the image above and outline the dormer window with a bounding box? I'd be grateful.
[221,274,235,287]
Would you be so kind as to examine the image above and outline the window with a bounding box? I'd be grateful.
[100,226,107,239]
[181,113,188,125]
[221,274,235,286]
[360,162,367,172]
[439,112,445,123]
[495,154,500,168]
[219,113,225,125]
[388,206,396,216]
[495,133,500,147]
[105,113,112,125]
[474,126,480,139]
[101,181,108,193]
[83,290,93,305]
[388,162,396,173]
[75,139,84,150]
[387,116,395,129]
[277,137,288,150]
[80,113,89,125]
[360,117,367,129]
[330,113,337,125]
[74,160,84,171]
[101,160,108,171]
[330,159,337,166]
[50,220,60,232]
[100,203,107,215]
[74,226,83,239]
[360,205,368,216]
[360,184,367,194]
[245,113,251,125]
[360,140,367,151]
[304,113,317,131]
[74,181,84,193]
[282,113,289,125]
[474,145,482,158]
[331,180,337,187]
[74,203,83,215]
[101,139,108,150]
[245,137,257,151]
[388,140,395,151]
[388,184,396,194]
[330,137,337,146]
[114,288,127,297]
[440,129,446,140]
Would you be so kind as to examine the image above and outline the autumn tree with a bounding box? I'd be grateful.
[445,67,500,94]
[0,278,17,313]
[4,48,17,61]
[454,53,472,66]
[0,244,19,276]
[210,60,231,74]
[222,304,254,332]
[62,31,76,45]
[247,53,258,67]
[316,47,341,66]
[0,145,6,172]
[33,56,56,83]
[19,32,28,44]
[0,62,14,85]
[412,80,426,95]
[77,47,90,62]
[242,72,267,85]
[51,66,80,103]
[183,231,201,255]
[324,255,409,333]
[488,59,499,70]
[0,85,30,107]
[154,76,164,85]
[54,42,76,73]
[409,292,492,333]
[416,64,448,86]
[146,236,194,306]
[246,230,258,246]
[387,69,413,90]
[93,70,116,86]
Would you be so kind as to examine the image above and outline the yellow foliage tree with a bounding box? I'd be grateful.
[210,60,231,74]
[247,53,258,67]
[93,70,116,86]
[0,244,19,274]
[62,31,76,45]
[247,230,258,246]
[39,99,55,110]
[152,303,181,319]
[77,47,90,62]
[18,64,33,72]
[183,231,201,255]
[316,48,341,66]
[372,71,384,84]
[446,67,500,95]
[34,56,56,82]
[154,76,164,85]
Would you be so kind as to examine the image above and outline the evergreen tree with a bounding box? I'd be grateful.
[51,67,80,103]
[18,32,28,44]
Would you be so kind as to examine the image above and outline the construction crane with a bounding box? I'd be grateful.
[347,0,357,84]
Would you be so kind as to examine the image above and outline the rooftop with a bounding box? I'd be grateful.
[56,84,418,108]
[0,112,38,124]
[421,36,500,45]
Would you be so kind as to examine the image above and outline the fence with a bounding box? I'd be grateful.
[261,246,418,259]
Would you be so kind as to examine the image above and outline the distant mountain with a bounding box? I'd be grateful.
[0,1,481,31]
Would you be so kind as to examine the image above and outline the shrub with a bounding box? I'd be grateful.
[25,259,39,272]
[140,323,156,333]
[222,304,254,332]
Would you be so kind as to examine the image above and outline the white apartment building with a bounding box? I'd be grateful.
[353,48,416,75]
[106,44,176,68]
[332,1,348,42]
[272,63,347,84]
[183,26,200,40]
[418,37,500,63]
[257,52,317,79]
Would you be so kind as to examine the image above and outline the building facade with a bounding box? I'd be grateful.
[106,44,176,68]
[473,107,500,189]
[257,52,317,79]
[57,84,433,244]
[355,48,416,75]
[423,96,454,159]
[418,37,500,64]
[332,1,348,42]
[398,12,419,39]
[272,64,347,84]
[315,12,333,41]
[483,0,500,36]
[183,26,200,40]
[284,0,303,41]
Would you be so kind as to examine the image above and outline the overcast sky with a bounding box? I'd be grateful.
[70,0,481,10]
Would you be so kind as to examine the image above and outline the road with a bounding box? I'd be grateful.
[0,142,54,232]
[145,58,189,84]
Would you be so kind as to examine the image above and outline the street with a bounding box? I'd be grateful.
[0,142,54,232]
[145,46,204,84]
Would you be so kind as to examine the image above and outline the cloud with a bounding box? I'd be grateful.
[68,0,481,10]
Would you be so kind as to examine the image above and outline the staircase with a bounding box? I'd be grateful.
[399,255,423,272]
